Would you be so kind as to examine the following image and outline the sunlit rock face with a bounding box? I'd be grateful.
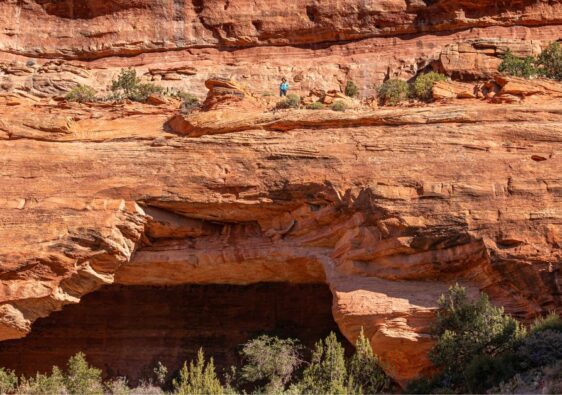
[0,0,561,387]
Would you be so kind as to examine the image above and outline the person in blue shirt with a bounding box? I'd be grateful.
[280,77,289,97]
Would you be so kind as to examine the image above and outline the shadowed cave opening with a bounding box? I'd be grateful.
[0,283,351,385]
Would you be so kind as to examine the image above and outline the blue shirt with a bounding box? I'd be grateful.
[280,82,289,91]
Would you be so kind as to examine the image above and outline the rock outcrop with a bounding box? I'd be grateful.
[1,0,562,388]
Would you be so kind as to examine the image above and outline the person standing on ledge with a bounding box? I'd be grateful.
[280,77,289,97]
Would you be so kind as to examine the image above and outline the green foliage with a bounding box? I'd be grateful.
[377,79,409,106]
[0,368,18,394]
[64,352,104,395]
[65,84,97,103]
[110,68,164,102]
[537,41,562,81]
[531,312,562,334]
[430,284,524,391]
[19,366,66,395]
[306,101,325,110]
[153,361,168,386]
[331,101,347,112]
[464,352,519,393]
[298,332,348,395]
[348,328,390,394]
[239,335,302,393]
[276,94,301,109]
[516,330,562,369]
[173,349,224,395]
[105,377,131,395]
[345,81,359,98]
[177,92,200,115]
[498,49,537,78]
[413,72,447,101]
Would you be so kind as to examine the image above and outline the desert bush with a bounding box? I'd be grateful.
[516,330,562,369]
[377,79,409,106]
[537,41,562,81]
[298,332,348,395]
[276,94,300,109]
[18,367,66,395]
[428,284,524,392]
[65,84,97,103]
[173,349,224,395]
[498,49,537,78]
[105,377,131,395]
[178,93,201,115]
[111,68,140,97]
[64,352,104,395]
[530,312,562,334]
[0,368,18,394]
[129,83,164,102]
[413,72,447,101]
[239,335,302,393]
[331,100,347,112]
[306,101,324,110]
[464,352,520,393]
[348,328,390,394]
[345,81,359,98]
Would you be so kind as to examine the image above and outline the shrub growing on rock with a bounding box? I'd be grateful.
[498,49,538,78]
[537,41,562,81]
[530,312,562,334]
[377,79,409,106]
[348,328,390,394]
[276,94,300,109]
[0,368,17,394]
[64,352,104,395]
[65,84,97,103]
[413,71,447,101]
[110,68,164,103]
[239,335,302,393]
[331,100,347,112]
[345,81,359,97]
[306,101,324,110]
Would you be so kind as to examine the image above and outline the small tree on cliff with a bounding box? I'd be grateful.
[64,353,104,395]
[347,328,390,394]
[173,349,224,395]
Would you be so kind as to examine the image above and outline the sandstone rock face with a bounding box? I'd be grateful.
[1,0,562,387]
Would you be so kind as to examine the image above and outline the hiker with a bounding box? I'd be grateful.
[280,77,289,97]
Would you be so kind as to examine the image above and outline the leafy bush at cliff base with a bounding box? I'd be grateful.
[530,311,562,334]
[65,84,97,103]
[64,352,104,395]
[110,68,163,103]
[239,335,302,393]
[348,328,391,394]
[297,332,349,395]
[377,79,409,106]
[498,49,538,78]
[345,81,359,98]
[537,41,562,81]
[413,72,447,101]
[276,94,301,109]
[306,101,325,110]
[173,348,224,395]
[0,368,17,394]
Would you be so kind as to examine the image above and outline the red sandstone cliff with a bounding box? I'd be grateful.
[0,0,561,386]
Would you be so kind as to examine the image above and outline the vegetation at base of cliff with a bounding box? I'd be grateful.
[0,331,390,395]
[111,68,163,102]
[499,41,562,80]
[331,100,348,112]
[306,101,325,110]
[377,79,410,105]
[344,81,359,98]
[406,284,562,394]
[413,72,447,101]
[65,84,97,103]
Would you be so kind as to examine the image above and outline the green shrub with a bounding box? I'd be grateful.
[498,49,538,78]
[239,335,302,393]
[464,352,519,393]
[306,101,325,110]
[298,332,348,395]
[173,349,224,395]
[105,377,131,395]
[111,68,140,97]
[276,94,300,109]
[377,79,409,106]
[153,361,168,386]
[65,84,97,103]
[0,368,18,394]
[64,353,104,395]
[348,328,390,394]
[129,83,164,102]
[19,367,66,395]
[531,312,562,334]
[537,41,562,81]
[331,101,347,112]
[429,284,524,392]
[345,81,359,98]
[516,330,562,369]
[413,72,447,101]
[178,93,200,115]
